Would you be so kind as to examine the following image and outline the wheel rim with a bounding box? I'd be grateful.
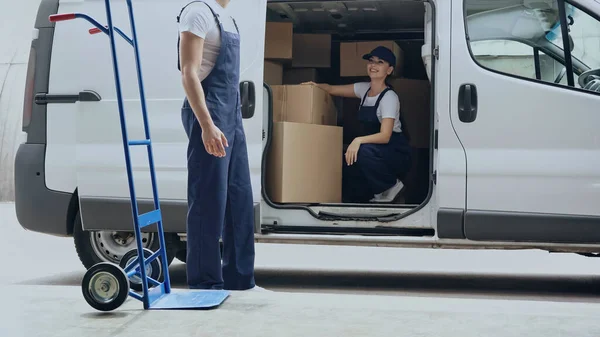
[90,231,154,264]
[88,271,120,304]
[125,255,158,284]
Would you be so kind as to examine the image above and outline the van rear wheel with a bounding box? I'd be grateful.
[73,213,177,270]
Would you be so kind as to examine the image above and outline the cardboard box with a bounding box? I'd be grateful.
[267,122,343,203]
[271,84,338,126]
[388,78,431,149]
[283,68,321,85]
[264,22,293,60]
[292,34,331,68]
[264,61,283,86]
[340,41,404,77]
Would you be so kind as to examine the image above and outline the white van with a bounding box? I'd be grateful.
[14,0,600,270]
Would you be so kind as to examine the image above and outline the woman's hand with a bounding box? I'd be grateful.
[302,81,325,90]
[301,82,357,98]
[345,138,362,166]
[201,122,229,158]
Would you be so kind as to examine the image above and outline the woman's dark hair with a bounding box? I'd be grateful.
[385,78,393,89]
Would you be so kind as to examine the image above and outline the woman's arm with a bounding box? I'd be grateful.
[357,91,399,145]
[302,81,358,98]
[356,118,395,144]
[345,119,394,165]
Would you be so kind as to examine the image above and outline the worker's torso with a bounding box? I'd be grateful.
[178,0,239,82]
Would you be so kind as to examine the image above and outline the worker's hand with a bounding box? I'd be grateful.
[202,123,228,158]
[302,81,323,90]
[345,138,362,166]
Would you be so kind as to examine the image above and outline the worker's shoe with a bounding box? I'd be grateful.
[371,180,404,203]
[249,285,270,292]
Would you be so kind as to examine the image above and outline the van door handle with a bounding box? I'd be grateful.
[35,90,101,104]
[240,81,256,119]
[458,84,477,123]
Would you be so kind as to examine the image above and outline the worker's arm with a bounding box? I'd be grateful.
[345,119,394,166]
[179,31,227,157]
[179,32,211,128]
[302,81,358,98]
[345,93,400,166]
[357,118,395,144]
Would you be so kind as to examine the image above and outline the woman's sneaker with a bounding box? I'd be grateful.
[370,180,404,203]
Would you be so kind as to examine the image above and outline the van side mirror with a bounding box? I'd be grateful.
[240,81,255,119]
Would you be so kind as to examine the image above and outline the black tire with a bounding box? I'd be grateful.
[81,262,130,312]
[73,212,178,270]
[119,248,163,292]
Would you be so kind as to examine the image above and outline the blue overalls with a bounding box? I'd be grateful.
[178,1,255,290]
[342,87,412,203]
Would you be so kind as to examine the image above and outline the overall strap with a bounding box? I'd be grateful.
[359,88,370,108]
[373,87,391,110]
[176,1,221,71]
[231,17,240,34]
[360,86,391,109]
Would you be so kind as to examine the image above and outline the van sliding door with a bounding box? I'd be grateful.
[450,0,600,243]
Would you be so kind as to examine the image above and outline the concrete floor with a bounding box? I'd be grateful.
[3,201,600,336]
[3,283,600,337]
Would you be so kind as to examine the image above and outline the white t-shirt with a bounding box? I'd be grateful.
[178,0,239,81]
[353,82,403,133]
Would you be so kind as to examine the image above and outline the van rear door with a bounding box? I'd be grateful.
[450,0,600,243]
[67,0,267,232]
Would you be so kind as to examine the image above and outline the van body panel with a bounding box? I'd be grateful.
[13,0,600,254]
[43,0,268,230]
[451,0,600,241]
[14,0,72,236]
[433,0,467,213]
[14,144,72,236]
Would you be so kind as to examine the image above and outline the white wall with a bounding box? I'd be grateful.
[0,0,41,201]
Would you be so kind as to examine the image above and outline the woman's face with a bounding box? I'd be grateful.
[367,56,394,80]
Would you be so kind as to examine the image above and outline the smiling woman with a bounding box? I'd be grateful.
[303,45,412,204]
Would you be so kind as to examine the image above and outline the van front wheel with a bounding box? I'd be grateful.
[73,213,177,270]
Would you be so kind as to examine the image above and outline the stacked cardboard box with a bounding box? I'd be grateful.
[262,22,427,205]
[339,40,404,77]
[264,22,343,204]
[263,22,331,85]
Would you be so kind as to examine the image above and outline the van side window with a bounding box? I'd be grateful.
[464,0,600,94]
[470,40,574,85]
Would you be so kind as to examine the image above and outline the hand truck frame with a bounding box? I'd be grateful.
[49,0,230,312]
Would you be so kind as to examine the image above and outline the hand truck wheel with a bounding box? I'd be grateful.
[119,248,163,292]
[81,262,130,312]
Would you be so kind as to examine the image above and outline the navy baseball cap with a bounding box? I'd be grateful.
[362,46,396,67]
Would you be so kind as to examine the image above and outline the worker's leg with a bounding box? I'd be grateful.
[355,144,401,195]
[342,157,374,203]
[182,104,230,290]
[222,123,256,290]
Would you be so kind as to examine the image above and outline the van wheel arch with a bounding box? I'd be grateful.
[72,209,179,270]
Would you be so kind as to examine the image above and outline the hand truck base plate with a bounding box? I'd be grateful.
[149,289,230,310]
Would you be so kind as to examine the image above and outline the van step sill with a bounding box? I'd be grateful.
[317,211,403,222]
[261,225,434,237]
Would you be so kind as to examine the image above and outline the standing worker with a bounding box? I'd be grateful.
[177,0,258,291]
[304,46,412,203]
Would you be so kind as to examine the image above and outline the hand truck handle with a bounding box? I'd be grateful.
[49,13,77,22]
[89,26,106,35]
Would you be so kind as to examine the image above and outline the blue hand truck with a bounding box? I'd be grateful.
[49,0,230,312]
